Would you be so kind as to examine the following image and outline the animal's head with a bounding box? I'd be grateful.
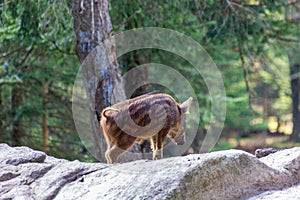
[168,97,193,145]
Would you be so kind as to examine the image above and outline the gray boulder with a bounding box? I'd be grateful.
[0,143,299,200]
[249,183,300,200]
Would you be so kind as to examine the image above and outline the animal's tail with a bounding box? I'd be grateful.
[101,107,120,118]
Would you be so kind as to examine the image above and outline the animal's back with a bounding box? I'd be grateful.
[102,92,180,141]
[111,92,179,129]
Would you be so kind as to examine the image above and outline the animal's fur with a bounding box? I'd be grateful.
[99,91,192,164]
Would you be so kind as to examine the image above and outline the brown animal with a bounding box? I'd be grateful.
[99,91,192,164]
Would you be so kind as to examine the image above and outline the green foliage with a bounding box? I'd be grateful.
[211,140,234,151]
[0,0,93,161]
[226,96,256,133]
[110,0,297,142]
[250,122,268,133]
[0,0,298,160]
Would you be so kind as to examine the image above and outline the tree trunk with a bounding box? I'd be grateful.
[0,84,3,143]
[42,81,49,154]
[124,51,149,97]
[10,84,24,146]
[275,116,281,134]
[122,51,152,158]
[289,61,300,142]
[285,0,300,142]
[72,0,144,162]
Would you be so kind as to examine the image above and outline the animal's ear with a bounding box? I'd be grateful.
[180,97,193,114]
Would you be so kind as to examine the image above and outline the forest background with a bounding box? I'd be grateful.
[0,0,299,162]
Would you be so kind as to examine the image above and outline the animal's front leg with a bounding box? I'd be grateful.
[151,133,164,160]
[153,149,163,160]
[151,135,158,160]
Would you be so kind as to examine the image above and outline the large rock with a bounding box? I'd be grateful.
[249,183,300,200]
[0,143,299,200]
[0,144,46,165]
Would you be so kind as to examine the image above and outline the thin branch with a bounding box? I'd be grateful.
[193,0,202,21]
[269,33,300,43]
[238,41,252,109]
[226,0,237,13]
[16,45,34,67]
[0,0,14,7]
[1,45,34,78]
[113,9,141,31]
[0,46,26,58]
[0,71,9,78]
[226,0,255,14]
[51,41,76,55]
[285,0,300,7]
[212,8,230,40]
[29,76,42,85]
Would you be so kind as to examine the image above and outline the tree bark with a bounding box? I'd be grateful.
[42,81,49,154]
[10,84,24,146]
[289,61,300,142]
[0,84,3,143]
[285,0,300,142]
[72,0,145,162]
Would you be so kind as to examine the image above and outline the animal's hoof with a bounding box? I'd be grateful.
[153,150,162,160]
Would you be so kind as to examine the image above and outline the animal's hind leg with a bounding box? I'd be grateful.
[106,144,126,164]
[105,148,112,164]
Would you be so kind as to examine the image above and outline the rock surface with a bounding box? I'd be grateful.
[0,143,299,200]
[248,183,300,200]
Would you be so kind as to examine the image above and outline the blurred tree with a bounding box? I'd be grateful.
[289,55,300,142]
[285,1,300,142]
[10,83,25,146]
[0,0,92,161]
[42,81,49,154]
[0,83,3,142]
[72,0,148,162]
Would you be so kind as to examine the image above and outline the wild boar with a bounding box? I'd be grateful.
[99,91,192,164]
